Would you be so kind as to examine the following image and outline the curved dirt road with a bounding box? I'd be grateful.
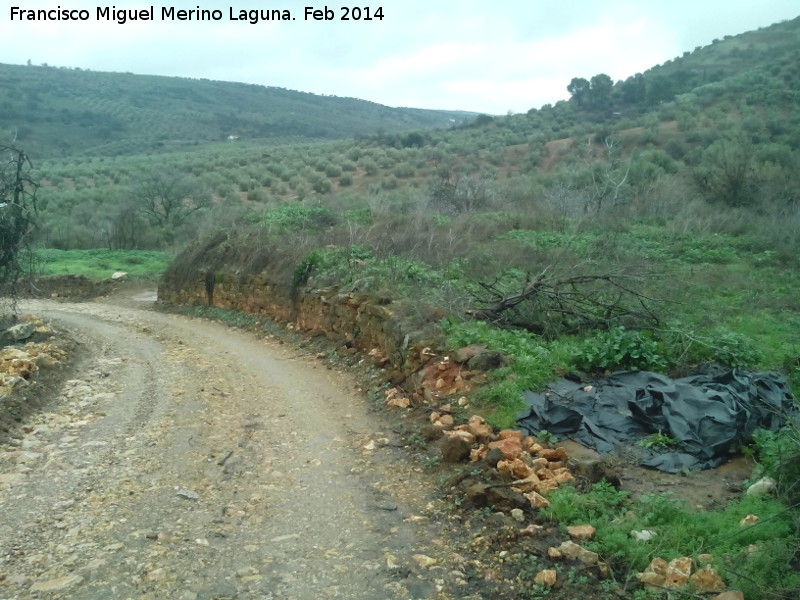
[0,299,452,600]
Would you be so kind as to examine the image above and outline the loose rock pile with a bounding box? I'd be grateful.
[1,316,66,396]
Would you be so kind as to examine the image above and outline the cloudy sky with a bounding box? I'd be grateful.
[2,1,798,114]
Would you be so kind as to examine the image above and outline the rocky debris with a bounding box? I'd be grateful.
[416,356,477,402]
[428,411,578,508]
[385,387,411,408]
[637,556,727,592]
[1,337,67,396]
[111,271,128,280]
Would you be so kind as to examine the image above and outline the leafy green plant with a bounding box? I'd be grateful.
[574,326,667,372]
[637,431,679,449]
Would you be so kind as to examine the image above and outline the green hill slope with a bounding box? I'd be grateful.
[0,63,476,158]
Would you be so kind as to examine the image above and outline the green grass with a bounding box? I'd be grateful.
[35,248,173,279]
[543,482,800,600]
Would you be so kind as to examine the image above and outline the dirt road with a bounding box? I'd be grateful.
[0,298,453,599]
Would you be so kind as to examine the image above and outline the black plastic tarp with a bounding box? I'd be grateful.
[516,369,796,472]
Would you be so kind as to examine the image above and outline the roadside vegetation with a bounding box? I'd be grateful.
[6,14,800,599]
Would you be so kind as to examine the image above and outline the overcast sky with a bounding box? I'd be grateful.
[1,1,798,114]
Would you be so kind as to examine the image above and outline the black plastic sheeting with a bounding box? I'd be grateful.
[516,369,796,472]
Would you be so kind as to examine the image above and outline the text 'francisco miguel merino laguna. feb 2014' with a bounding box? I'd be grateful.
[9,5,386,24]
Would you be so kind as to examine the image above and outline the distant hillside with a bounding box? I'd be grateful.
[563,15,800,115]
[0,63,476,158]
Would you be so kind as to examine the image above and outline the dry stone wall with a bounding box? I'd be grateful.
[158,270,431,383]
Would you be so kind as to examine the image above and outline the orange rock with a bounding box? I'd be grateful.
[539,447,568,461]
[488,437,522,461]
[567,525,596,541]
[497,429,524,441]
[689,566,725,592]
[553,469,575,484]
[521,436,538,452]
[547,547,563,560]
[548,460,565,470]
[534,569,557,586]
[467,415,494,441]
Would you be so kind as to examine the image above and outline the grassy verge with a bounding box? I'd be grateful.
[34,248,174,280]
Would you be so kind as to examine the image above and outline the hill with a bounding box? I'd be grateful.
[0,62,476,158]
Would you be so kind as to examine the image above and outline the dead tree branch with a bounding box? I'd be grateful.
[466,267,659,337]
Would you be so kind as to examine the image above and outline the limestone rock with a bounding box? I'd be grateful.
[567,525,596,541]
[534,569,557,586]
[558,540,599,565]
[412,554,437,568]
[637,557,669,587]
[664,557,694,588]
[524,491,550,508]
[689,566,725,592]
[746,476,776,496]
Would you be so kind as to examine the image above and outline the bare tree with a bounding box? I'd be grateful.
[0,144,38,307]
[582,136,632,213]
